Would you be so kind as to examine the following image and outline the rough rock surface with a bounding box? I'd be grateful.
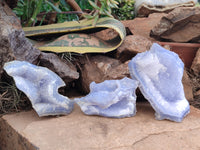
[39,52,79,83]
[122,13,166,41]
[0,2,40,79]
[117,35,153,62]
[1,103,200,150]
[105,60,130,80]
[90,28,119,41]
[191,48,200,76]
[135,1,196,17]
[194,89,200,97]
[151,7,200,43]
[77,55,129,93]
[182,70,194,101]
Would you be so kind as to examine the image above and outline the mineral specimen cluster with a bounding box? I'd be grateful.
[4,43,190,122]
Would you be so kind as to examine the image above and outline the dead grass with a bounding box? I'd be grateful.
[0,74,32,115]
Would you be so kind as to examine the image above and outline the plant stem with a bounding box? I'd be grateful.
[26,0,43,26]
[37,11,83,16]
[65,0,82,17]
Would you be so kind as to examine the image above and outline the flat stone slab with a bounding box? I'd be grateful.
[1,102,200,150]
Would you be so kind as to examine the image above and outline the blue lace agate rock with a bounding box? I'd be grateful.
[75,77,138,118]
[4,61,74,117]
[128,43,190,122]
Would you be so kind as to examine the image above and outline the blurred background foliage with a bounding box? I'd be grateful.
[112,0,135,20]
[12,0,135,27]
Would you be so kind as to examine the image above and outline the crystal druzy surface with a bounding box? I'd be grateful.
[75,77,138,118]
[4,61,74,117]
[128,43,190,122]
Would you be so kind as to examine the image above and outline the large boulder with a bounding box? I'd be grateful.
[0,2,40,79]
[1,104,200,150]
[151,7,200,43]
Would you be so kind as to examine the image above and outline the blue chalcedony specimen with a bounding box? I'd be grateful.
[4,61,74,117]
[128,43,190,122]
[75,77,138,118]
